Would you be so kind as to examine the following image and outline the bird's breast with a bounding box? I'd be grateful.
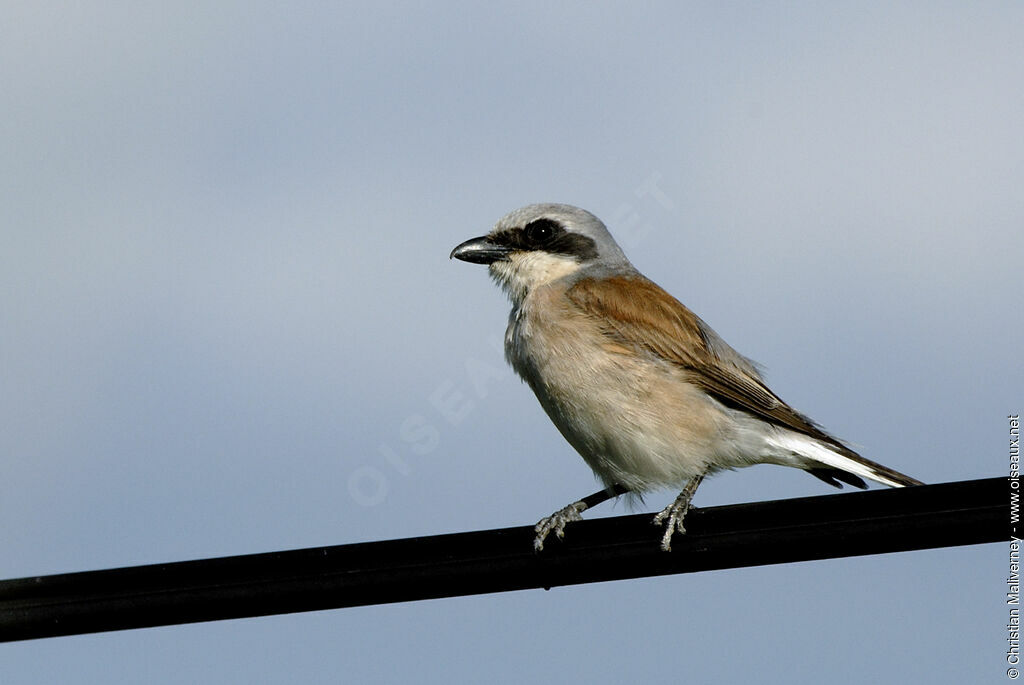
[503,287,723,490]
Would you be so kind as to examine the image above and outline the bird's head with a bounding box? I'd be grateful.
[450,203,631,303]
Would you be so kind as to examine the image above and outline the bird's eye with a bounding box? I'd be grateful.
[523,219,558,245]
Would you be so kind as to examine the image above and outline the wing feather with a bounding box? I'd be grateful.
[566,275,855,455]
[563,273,922,488]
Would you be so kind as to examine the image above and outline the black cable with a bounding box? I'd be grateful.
[0,477,1008,642]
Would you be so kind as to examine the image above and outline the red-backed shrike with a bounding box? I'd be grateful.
[451,203,921,551]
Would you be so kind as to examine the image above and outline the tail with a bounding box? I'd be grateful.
[766,432,923,489]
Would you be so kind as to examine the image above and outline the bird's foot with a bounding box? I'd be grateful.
[651,498,693,552]
[534,501,588,551]
[652,475,704,552]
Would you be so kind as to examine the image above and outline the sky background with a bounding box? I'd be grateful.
[2,2,1021,683]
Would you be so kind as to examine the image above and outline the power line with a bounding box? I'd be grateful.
[0,477,1007,642]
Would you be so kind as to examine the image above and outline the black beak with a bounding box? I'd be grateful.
[449,236,513,264]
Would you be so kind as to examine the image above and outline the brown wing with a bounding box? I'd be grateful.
[566,275,853,454]
[566,274,922,488]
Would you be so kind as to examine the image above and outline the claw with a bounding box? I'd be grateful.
[534,501,588,551]
[652,474,704,552]
[652,499,691,551]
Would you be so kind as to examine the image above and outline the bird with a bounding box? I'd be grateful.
[450,203,922,551]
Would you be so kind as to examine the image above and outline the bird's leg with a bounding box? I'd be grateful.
[534,483,629,551]
[652,474,705,552]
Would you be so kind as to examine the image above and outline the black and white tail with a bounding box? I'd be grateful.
[766,432,923,489]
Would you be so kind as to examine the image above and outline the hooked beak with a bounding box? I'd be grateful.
[449,235,513,264]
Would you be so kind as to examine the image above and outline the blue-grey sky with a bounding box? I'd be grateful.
[2,3,1020,683]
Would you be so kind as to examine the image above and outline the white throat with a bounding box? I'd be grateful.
[488,251,582,305]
